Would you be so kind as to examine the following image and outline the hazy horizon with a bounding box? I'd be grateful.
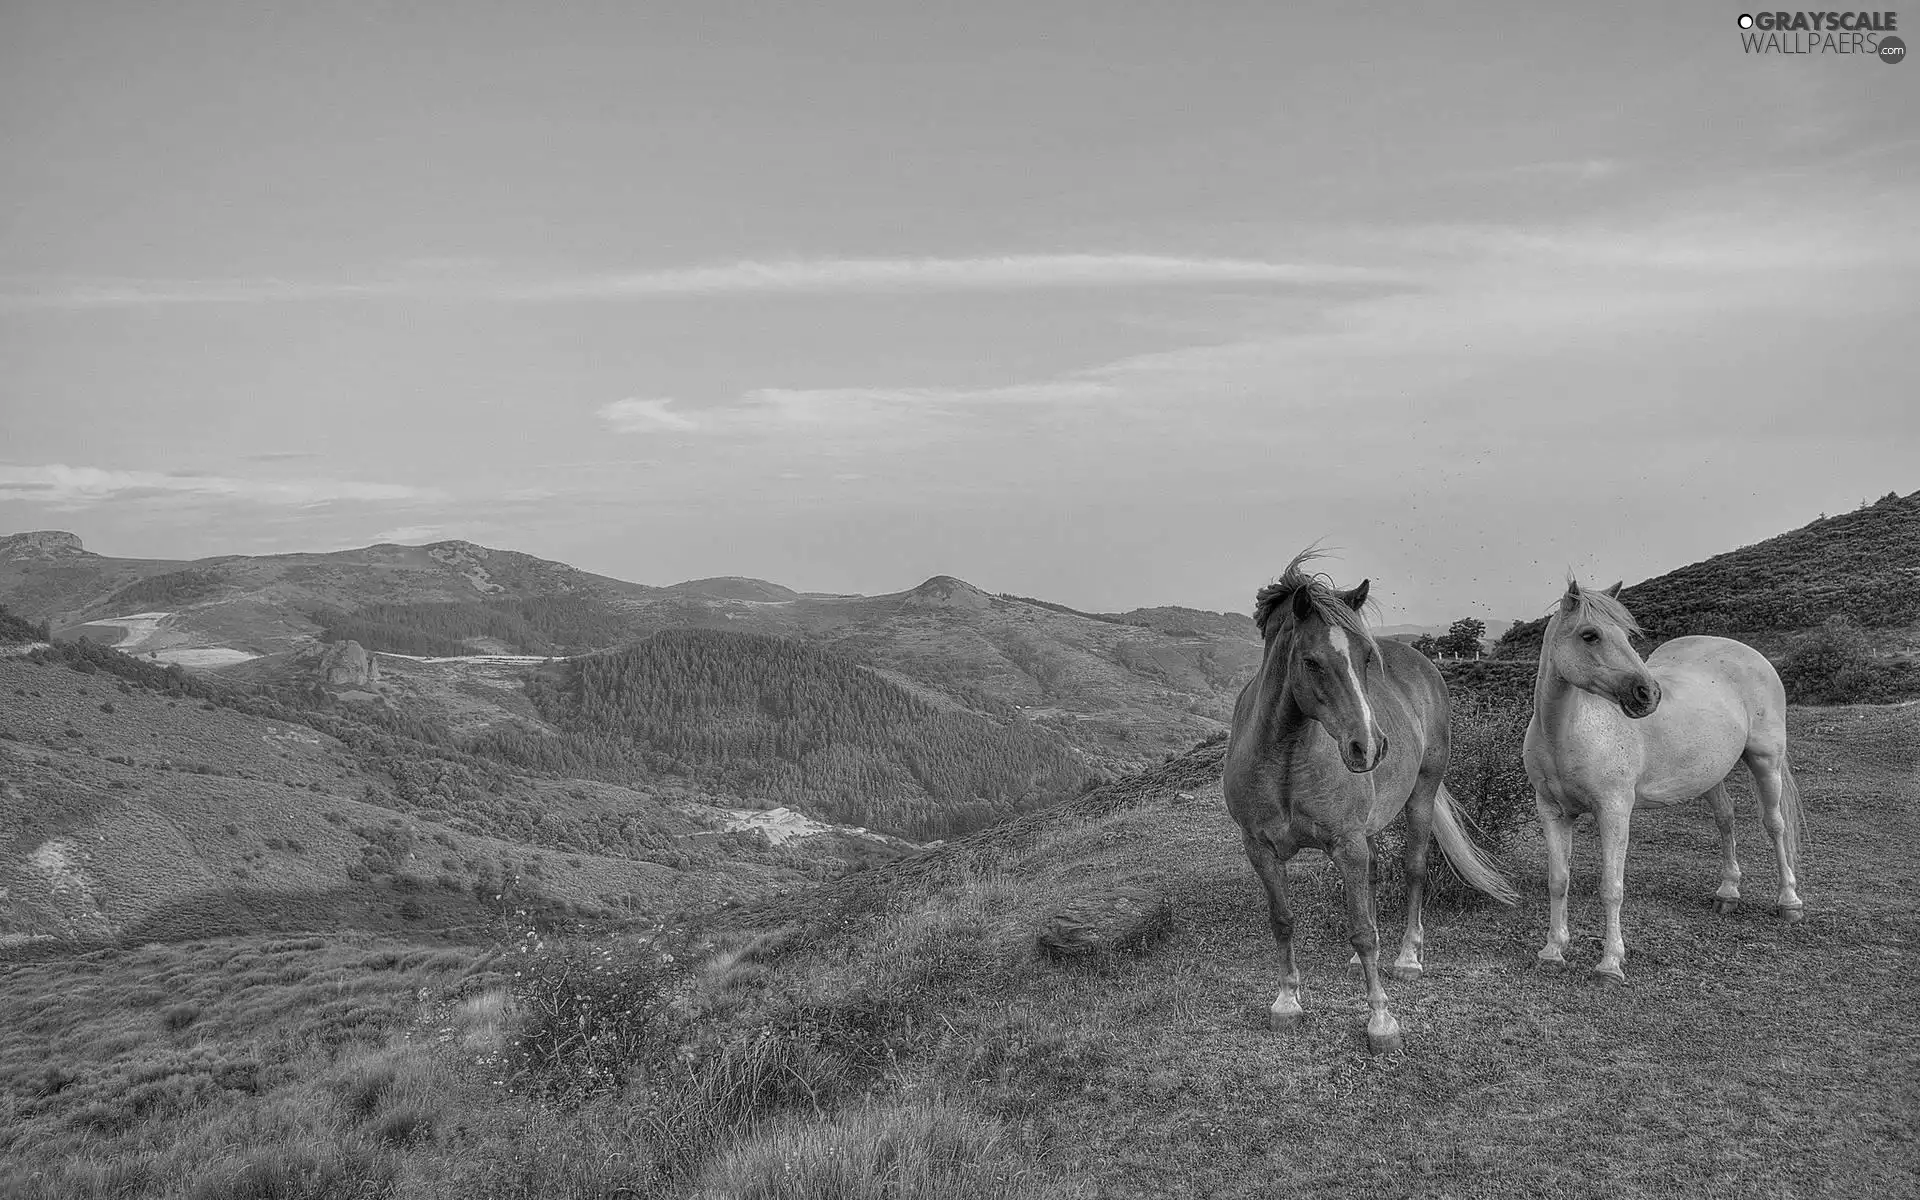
[4,3,1916,625]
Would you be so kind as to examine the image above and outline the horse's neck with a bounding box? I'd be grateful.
[1252,641,1315,749]
[1532,653,1613,743]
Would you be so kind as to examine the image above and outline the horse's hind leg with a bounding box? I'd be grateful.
[1747,746,1805,923]
[1333,834,1401,1053]
[1244,830,1306,1030]
[1705,782,1742,915]
[1392,777,1439,982]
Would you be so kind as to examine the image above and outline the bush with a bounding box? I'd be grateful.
[503,924,692,1101]
[1370,692,1533,907]
[1779,616,1916,704]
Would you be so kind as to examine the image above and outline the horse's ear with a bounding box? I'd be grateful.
[1290,585,1315,621]
[1560,578,1582,612]
[1604,581,1624,599]
[1340,579,1370,611]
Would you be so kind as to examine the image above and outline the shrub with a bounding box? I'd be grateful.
[1779,616,1915,704]
[503,925,692,1101]
[1369,692,1534,908]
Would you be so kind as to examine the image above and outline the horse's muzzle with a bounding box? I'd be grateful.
[1620,679,1661,719]
[1343,732,1388,773]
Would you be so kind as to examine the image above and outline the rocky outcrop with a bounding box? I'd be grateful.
[0,531,90,561]
[314,640,380,688]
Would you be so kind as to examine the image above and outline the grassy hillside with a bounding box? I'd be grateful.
[6,702,1912,1198]
[0,640,902,949]
[1497,489,1920,657]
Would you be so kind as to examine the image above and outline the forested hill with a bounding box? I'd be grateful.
[1496,488,1920,657]
[490,629,1098,841]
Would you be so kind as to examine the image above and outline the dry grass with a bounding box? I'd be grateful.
[1,704,1913,1199]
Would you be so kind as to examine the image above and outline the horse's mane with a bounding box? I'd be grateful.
[1252,546,1377,645]
[1559,575,1645,638]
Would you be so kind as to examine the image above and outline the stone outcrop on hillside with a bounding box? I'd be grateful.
[313,640,380,688]
[1035,883,1172,961]
[0,531,89,560]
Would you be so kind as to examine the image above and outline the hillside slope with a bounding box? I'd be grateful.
[0,649,892,950]
[1497,488,1920,659]
[703,701,1917,1199]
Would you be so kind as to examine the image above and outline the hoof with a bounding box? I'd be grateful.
[1269,1006,1304,1033]
[1365,1012,1403,1055]
[1713,898,1739,916]
[1779,905,1805,925]
[1592,963,1626,985]
[1536,950,1567,971]
[1389,961,1423,983]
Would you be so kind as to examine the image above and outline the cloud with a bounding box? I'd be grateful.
[598,398,702,433]
[0,254,1411,310]
[0,465,444,510]
[599,379,1119,438]
[502,255,1407,301]
[371,525,445,544]
[242,450,321,462]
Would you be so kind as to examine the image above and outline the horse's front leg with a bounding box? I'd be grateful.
[1332,834,1400,1053]
[1704,782,1742,915]
[1243,829,1305,1030]
[1594,798,1634,982]
[1535,787,1574,967]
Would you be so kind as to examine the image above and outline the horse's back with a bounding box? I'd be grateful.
[1636,635,1789,797]
[1647,635,1788,717]
[1376,636,1450,734]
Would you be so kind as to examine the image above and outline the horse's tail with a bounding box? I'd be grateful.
[1777,748,1807,874]
[1431,783,1520,908]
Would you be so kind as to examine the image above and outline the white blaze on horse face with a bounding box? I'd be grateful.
[1325,627,1374,737]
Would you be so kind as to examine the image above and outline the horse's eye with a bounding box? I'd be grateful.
[1580,630,1600,643]
[1304,658,1323,672]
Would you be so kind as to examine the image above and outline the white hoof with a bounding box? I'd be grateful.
[1366,1011,1403,1055]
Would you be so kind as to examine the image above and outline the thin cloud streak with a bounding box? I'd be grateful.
[0,255,1414,310]
[600,380,1119,436]
[0,465,444,509]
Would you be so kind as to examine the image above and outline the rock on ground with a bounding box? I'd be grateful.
[1035,884,1172,961]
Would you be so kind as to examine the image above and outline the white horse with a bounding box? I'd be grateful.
[1523,579,1806,982]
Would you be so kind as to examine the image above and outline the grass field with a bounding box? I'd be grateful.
[2,703,1913,1199]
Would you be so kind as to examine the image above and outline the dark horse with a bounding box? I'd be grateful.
[1225,551,1518,1053]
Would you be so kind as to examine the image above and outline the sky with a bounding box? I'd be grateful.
[2,2,1917,626]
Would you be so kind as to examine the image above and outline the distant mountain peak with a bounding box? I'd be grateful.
[904,575,992,611]
[0,531,90,560]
